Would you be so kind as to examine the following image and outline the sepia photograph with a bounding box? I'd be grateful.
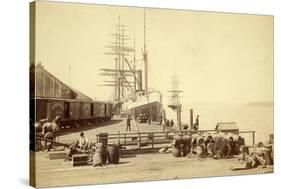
[29,1,274,188]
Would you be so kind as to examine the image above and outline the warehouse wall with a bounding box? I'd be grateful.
[32,64,76,99]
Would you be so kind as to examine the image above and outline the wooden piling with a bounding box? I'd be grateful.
[190,109,193,129]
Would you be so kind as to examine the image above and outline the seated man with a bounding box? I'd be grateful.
[236,142,266,169]
[79,132,89,151]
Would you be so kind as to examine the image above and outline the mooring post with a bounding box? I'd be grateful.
[177,105,182,130]
[138,133,141,151]
[118,131,120,144]
[151,132,154,149]
[190,109,193,129]
[124,133,127,151]
[253,131,256,146]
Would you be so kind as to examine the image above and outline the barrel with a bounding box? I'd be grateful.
[264,147,273,165]
[107,144,120,164]
[182,146,190,157]
[172,135,183,157]
[182,135,192,156]
[232,143,240,155]
[172,135,183,146]
[172,146,181,157]
[197,146,204,157]
[98,133,108,146]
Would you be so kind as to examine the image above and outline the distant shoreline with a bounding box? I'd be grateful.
[246,101,273,107]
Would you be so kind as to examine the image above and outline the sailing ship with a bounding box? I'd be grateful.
[100,11,163,121]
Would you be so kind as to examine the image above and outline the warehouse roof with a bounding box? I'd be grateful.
[33,63,93,101]
[215,122,239,131]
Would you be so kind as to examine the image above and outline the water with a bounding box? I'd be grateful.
[165,103,273,145]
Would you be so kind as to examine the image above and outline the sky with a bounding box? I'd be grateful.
[35,1,273,104]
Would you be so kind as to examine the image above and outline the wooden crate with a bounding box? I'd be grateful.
[72,154,89,166]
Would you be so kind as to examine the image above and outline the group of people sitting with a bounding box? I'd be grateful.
[170,132,272,169]
[182,132,246,158]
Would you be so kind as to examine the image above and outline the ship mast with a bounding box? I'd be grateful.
[101,16,137,114]
[133,30,136,92]
[168,76,183,130]
[143,9,148,93]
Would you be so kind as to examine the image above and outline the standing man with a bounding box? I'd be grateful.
[126,114,131,131]
[193,115,199,130]
[148,114,152,125]
[159,113,163,127]
[170,119,174,127]
[166,119,170,128]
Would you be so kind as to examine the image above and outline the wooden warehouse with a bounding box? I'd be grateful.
[30,63,112,125]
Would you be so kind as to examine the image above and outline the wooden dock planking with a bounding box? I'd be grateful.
[34,119,273,188]
[35,151,273,188]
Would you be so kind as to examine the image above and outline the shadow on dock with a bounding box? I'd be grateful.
[57,119,123,136]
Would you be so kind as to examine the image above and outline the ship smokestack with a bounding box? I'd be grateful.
[137,70,143,91]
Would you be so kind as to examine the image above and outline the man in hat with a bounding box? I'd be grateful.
[126,114,131,131]
[79,132,89,151]
[170,119,174,127]
[193,115,199,130]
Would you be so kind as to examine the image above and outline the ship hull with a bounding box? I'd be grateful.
[127,101,162,121]
[121,92,163,121]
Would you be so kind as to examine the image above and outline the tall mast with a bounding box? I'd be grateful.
[168,76,183,130]
[144,10,146,52]
[101,15,135,113]
[133,30,136,91]
[143,9,148,93]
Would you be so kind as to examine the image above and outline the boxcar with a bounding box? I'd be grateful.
[105,103,112,120]
[80,102,91,120]
[35,98,65,122]
[33,97,112,129]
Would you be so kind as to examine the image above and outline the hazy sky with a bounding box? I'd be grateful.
[35,1,273,104]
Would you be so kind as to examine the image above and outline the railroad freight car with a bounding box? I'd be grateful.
[34,97,112,129]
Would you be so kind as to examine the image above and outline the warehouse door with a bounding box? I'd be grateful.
[64,102,70,119]
[91,103,94,116]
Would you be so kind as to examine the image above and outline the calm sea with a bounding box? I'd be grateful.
[165,103,273,145]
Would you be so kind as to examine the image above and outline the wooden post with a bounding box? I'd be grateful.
[190,109,193,129]
[151,133,154,149]
[177,105,182,130]
[118,131,120,144]
[124,133,127,151]
[252,131,255,146]
[138,133,141,151]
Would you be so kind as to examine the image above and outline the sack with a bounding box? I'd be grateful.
[93,152,102,167]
